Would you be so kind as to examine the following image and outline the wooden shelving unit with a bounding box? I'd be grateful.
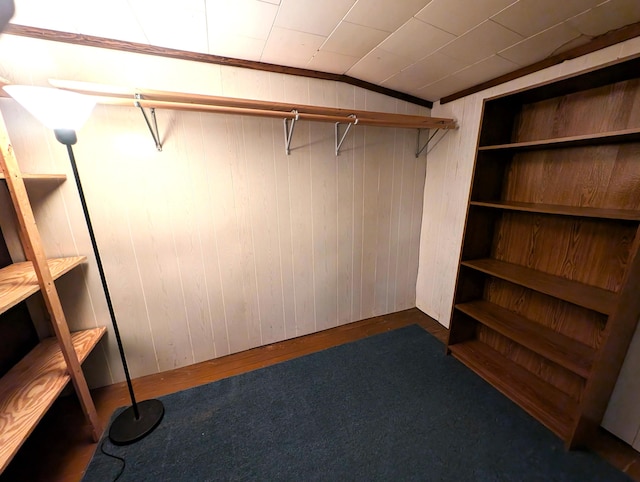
[0,112,105,473]
[0,257,86,313]
[0,327,106,472]
[0,173,67,181]
[448,56,640,449]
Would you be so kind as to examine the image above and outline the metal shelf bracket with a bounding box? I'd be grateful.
[283,110,299,155]
[415,128,439,158]
[335,115,358,156]
[135,93,163,151]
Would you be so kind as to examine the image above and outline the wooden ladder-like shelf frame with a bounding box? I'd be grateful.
[0,111,105,472]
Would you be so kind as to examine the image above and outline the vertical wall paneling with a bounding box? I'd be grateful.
[415,38,640,445]
[269,73,297,340]
[282,75,316,337]
[309,79,339,332]
[0,34,427,388]
[335,83,356,325]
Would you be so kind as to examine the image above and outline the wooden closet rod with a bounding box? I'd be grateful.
[49,79,457,130]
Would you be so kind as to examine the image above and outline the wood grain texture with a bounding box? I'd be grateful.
[491,212,635,292]
[479,127,640,151]
[484,278,607,349]
[0,327,105,472]
[461,258,617,314]
[0,257,85,314]
[420,35,640,454]
[475,325,585,400]
[512,79,640,143]
[455,300,595,378]
[447,53,640,449]
[449,339,577,438]
[0,114,102,442]
[50,79,453,129]
[503,145,640,211]
[0,173,66,181]
[471,201,640,221]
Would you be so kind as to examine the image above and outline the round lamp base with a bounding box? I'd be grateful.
[109,399,164,446]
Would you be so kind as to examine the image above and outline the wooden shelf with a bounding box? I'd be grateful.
[478,127,640,151]
[461,258,617,315]
[0,326,106,472]
[449,339,577,439]
[455,300,595,378]
[0,257,86,315]
[0,174,66,182]
[470,200,640,221]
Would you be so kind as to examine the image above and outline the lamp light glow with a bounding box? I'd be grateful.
[3,85,95,131]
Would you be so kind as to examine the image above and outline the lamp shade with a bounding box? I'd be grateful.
[3,85,95,131]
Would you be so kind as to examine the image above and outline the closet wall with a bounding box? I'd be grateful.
[416,36,640,449]
[0,34,428,388]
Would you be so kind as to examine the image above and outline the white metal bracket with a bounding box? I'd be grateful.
[335,115,358,156]
[415,128,439,158]
[283,110,299,155]
[135,93,163,151]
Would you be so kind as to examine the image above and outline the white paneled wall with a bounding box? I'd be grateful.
[416,36,640,448]
[0,35,428,388]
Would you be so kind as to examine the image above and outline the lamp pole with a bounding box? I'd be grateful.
[55,129,164,444]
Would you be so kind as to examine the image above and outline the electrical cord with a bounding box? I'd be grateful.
[99,438,126,481]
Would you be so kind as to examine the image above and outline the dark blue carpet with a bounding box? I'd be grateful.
[83,325,630,481]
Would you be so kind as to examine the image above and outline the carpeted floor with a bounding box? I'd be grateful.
[83,325,630,481]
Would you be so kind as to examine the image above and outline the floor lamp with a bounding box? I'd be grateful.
[3,85,164,445]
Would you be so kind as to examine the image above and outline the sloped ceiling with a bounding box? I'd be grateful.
[7,0,640,102]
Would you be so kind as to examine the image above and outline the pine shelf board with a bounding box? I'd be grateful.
[449,339,576,439]
[0,257,86,315]
[461,258,617,315]
[0,173,66,181]
[470,200,640,221]
[478,127,640,151]
[455,300,595,378]
[0,326,107,472]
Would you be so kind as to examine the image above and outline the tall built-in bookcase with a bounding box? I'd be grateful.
[0,110,105,472]
[448,56,640,448]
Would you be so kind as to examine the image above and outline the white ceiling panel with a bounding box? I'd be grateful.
[346,48,414,84]
[307,50,360,74]
[11,0,80,33]
[206,0,278,40]
[381,52,466,92]
[567,0,640,37]
[438,20,523,65]
[8,0,640,102]
[416,0,517,36]
[209,34,266,61]
[499,22,584,66]
[261,27,325,68]
[491,0,602,37]
[377,18,455,62]
[74,0,148,43]
[344,0,432,33]
[452,54,519,85]
[414,75,472,101]
[274,0,356,36]
[130,0,208,53]
[320,21,388,58]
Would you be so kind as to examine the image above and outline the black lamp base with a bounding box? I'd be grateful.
[109,399,164,445]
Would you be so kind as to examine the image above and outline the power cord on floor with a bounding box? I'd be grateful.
[99,438,126,481]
